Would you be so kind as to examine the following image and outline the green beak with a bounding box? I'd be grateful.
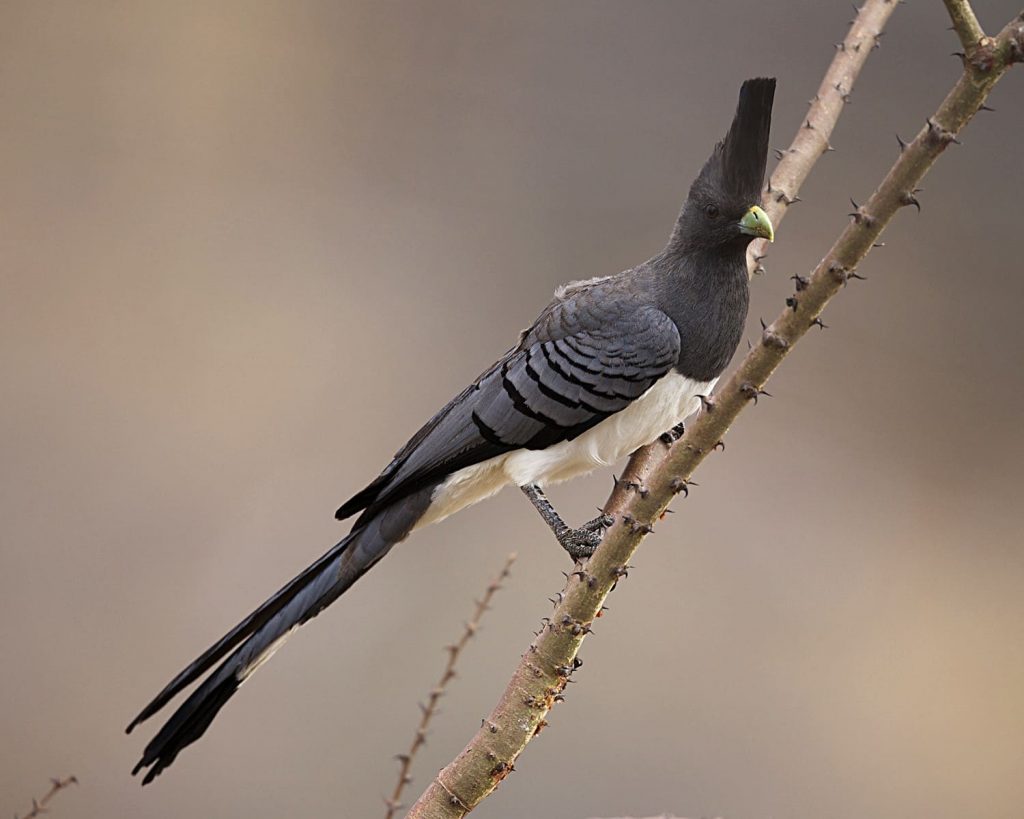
[739,205,774,242]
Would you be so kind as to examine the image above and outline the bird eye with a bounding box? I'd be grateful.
[704,203,720,219]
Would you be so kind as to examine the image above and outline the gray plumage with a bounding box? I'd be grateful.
[127,77,775,784]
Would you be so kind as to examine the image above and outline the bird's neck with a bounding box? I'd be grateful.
[657,242,749,292]
[647,244,751,382]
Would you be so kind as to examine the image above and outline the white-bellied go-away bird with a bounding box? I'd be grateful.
[128,77,776,784]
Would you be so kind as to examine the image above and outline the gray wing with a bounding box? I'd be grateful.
[336,283,680,520]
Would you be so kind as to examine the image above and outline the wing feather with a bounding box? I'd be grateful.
[336,284,680,520]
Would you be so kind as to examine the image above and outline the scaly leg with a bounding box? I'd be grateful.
[520,484,614,561]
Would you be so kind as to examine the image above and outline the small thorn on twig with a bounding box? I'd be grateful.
[848,197,876,227]
[713,440,726,452]
[697,394,716,412]
[979,104,995,112]
[900,189,922,211]
[739,382,772,404]
[762,326,789,350]
[926,117,960,145]
[670,477,695,497]
[629,520,655,535]
[828,261,851,285]
[896,133,908,152]
[786,296,799,311]
[810,317,829,330]
[791,274,810,292]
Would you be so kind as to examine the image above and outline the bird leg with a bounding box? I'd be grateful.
[520,484,614,561]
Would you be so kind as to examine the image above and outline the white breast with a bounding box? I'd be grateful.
[415,372,713,530]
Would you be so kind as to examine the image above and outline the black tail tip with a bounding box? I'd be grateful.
[738,77,777,110]
[130,674,242,785]
[741,76,777,92]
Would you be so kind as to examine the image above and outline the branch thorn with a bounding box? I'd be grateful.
[900,189,922,211]
[740,382,772,404]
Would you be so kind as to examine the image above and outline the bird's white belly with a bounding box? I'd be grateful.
[415,372,713,530]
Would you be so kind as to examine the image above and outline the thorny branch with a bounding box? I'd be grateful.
[384,554,516,818]
[15,776,77,819]
[747,0,898,277]
[944,0,986,55]
[405,2,896,816]
[406,2,1023,817]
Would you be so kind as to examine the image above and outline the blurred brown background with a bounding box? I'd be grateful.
[2,2,1023,817]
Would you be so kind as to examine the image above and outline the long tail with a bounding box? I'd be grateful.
[127,486,434,785]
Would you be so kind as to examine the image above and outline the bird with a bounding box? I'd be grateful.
[127,77,776,784]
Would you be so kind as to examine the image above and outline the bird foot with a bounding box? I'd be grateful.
[557,515,615,561]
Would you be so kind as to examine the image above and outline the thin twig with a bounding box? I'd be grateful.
[944,0,986,54]
[15,776,78,819]
[406,3,1022,816]
[748,0,899,277]
[383,554,516,818]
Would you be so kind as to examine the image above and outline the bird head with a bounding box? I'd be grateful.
[673,77,776,253]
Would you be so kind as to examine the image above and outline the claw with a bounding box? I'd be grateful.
[557,514,614,561]
[660,421,686,445]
